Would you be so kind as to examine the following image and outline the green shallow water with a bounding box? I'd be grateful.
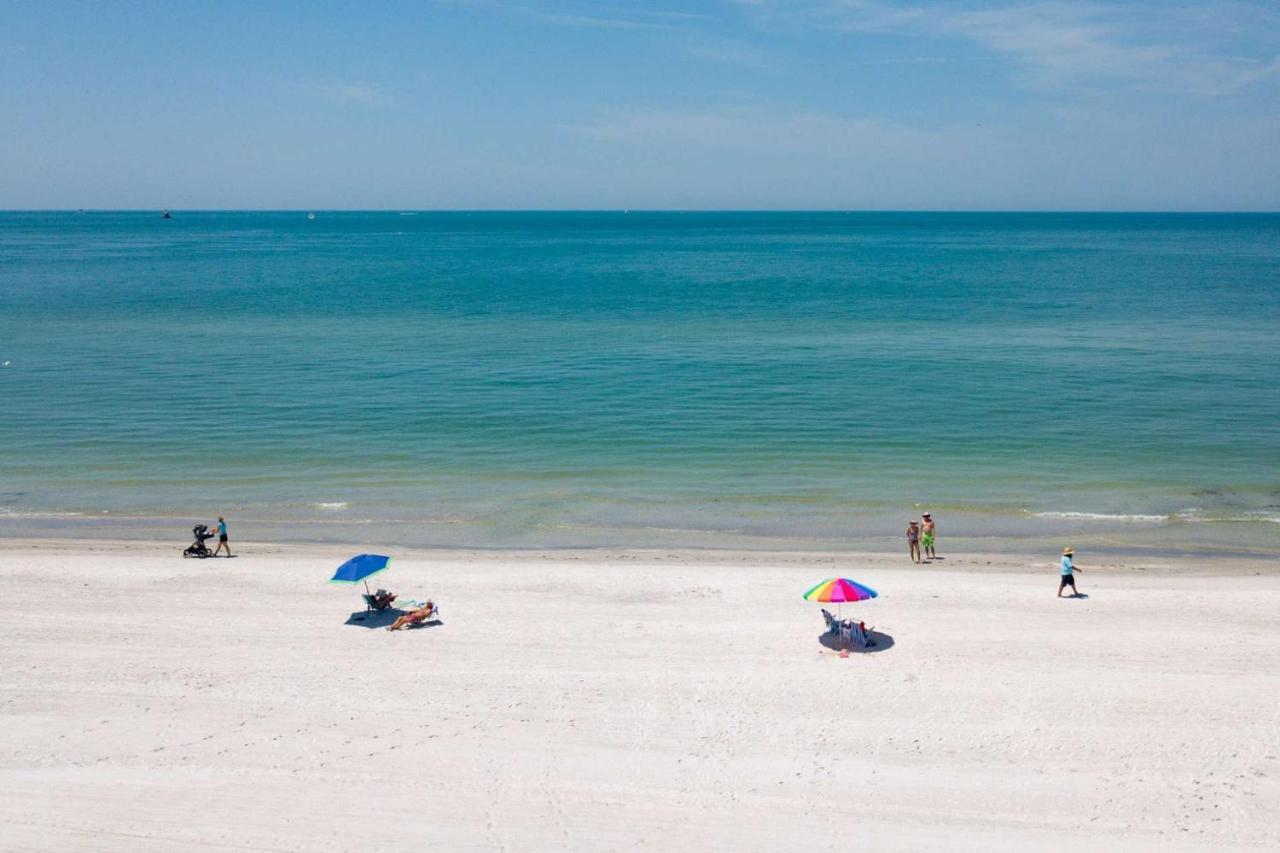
[2,211,1278,552]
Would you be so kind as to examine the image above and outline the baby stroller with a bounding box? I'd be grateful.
[183,524,214,558]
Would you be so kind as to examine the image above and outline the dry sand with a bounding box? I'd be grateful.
[1,539,1278,851]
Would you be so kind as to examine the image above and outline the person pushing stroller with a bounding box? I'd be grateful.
[211,516,231,557]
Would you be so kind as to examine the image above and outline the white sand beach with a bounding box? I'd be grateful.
[1,539,1278,851]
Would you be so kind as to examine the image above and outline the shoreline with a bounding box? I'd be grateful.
[4,534,1277,575]
[5,503,1280,562]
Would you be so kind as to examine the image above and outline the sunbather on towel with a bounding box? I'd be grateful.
[386,600,436,631]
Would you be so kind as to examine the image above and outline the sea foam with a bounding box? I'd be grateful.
[1031,511,1168,523]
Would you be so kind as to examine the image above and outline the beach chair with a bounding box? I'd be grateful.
[362,589,397,612]
[821,609,839,634]
[843,621,877,649]
[846,621,867,647]
[386,601,441,631]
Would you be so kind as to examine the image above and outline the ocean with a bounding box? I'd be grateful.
[2,211,1278,554]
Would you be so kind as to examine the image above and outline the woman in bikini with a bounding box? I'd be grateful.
[907,520,921,564]
[386,600,437,631]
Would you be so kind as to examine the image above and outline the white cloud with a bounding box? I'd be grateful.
[944,3,1280,95]
[526,11,672,30]
[861,55,948,65]
[470,2,709,32]
[314,83,397,107]
[735,1,1280,96]
[686,36,772,67]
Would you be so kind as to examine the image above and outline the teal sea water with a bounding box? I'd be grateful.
[2,211,1278,554]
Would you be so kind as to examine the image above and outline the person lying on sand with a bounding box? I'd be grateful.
[386,600,437,631]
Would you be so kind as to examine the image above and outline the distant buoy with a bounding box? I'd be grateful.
[308,211,316,220]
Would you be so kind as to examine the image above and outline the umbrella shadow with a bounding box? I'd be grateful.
[344,609,444,630]
[818,630,895,654]
[345,609,402,628]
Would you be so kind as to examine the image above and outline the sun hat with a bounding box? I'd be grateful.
[1063,546,1073,556]
[922,512,931,517]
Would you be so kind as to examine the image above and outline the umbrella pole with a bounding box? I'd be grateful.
[364,580,370,594]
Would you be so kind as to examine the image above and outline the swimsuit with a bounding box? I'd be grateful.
[908,530,919,544]
[921,531,934,548]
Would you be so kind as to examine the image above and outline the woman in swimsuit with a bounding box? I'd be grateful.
[386,601,437,631]
[907,520,921,564]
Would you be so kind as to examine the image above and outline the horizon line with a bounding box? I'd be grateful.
[4,208,1279,215]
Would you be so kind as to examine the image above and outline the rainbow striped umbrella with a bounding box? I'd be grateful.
[803,578,878,604]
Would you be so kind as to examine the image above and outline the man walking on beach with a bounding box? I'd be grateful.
[921,512,937,560]
[212,516,232,557]
[1058,546,1081,597]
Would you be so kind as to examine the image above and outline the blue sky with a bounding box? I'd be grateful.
[2,1,1278,209]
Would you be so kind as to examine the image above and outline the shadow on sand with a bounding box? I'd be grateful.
[344,609,445,630]
[818,630,895,654]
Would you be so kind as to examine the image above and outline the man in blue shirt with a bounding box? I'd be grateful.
[1058,546,1082,597]
[213,516,232,557]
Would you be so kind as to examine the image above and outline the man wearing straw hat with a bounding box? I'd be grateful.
[1058,547,1083,598]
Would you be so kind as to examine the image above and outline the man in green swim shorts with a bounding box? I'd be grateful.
[921,512,937,560]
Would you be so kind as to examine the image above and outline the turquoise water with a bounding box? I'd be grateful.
[2,211,1278,553]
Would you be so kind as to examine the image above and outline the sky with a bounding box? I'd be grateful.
[1,0,1278,210]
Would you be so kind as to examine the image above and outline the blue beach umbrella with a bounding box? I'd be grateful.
[330,554,392,591]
